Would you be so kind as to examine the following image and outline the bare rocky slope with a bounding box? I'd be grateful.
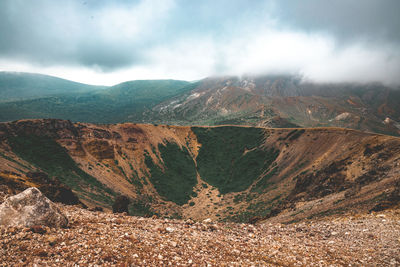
[0,119,399,224]
[1,202,399,266]
[147,76,400,136]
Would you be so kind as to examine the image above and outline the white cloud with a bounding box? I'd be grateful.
[302,44,400,84]
[133,28,400,85]
[96,0,175,42]
[1,0,399,85]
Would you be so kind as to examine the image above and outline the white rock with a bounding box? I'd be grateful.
[0,187,68,228]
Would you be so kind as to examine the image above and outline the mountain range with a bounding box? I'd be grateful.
[0,72,399,136]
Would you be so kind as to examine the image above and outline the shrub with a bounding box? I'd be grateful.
[112,195,130,213]
[145,142,197,205]
[192,126,279,194]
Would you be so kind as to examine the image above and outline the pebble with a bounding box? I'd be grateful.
[46,235,58,246]
[165,227,174,233]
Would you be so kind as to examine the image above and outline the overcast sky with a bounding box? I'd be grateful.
[1,0,400,85]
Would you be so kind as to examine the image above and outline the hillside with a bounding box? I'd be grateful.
[0,119,399,223]
[0,72,106,102]
[148,75,400,136]
[0,79,192,123]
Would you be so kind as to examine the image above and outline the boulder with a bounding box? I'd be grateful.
[0,187,68,228]
[112,195,130,214]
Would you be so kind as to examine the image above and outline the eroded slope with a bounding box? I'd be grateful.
[0,119,399,223]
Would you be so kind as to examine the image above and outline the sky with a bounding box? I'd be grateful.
[0,0,400,85]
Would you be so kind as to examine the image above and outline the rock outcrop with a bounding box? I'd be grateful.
[0,187,68,228]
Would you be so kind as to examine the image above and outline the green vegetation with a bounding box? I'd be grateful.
[128,172,143,194]
[128,195,156,217]
[0,79,193,123]
[0,72,105,102]
[279,129,306,141]
[233,194,245,203]
[227,195,283,223]
[288,129,305,141]
[176,109,268,127]
[144,142,197,205]
[251,163,279,193]
[192,126,278,194]
[7,135,115,205]
[101,80,191,103]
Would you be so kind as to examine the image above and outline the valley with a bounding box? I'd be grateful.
[1,119,399,224]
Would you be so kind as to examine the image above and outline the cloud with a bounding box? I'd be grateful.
[0,0,174,70]
[274,0,400,44]
[143,28,400,85]
[0,0,399,85]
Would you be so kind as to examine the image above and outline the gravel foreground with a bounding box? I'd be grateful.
[1,205,400,266]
